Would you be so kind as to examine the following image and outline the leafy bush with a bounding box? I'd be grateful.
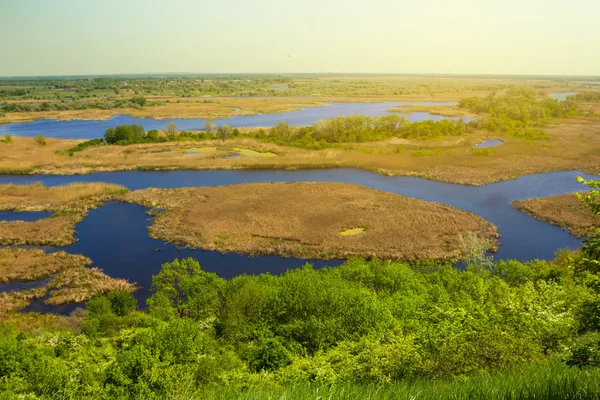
[34,134,46,146]
[472,148,492,156]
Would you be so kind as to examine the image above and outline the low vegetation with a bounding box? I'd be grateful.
[513,178,599,237]
[123,182,497,261]
[0,248,91,282]
[0,182,128,246]
[514,192,599,237]
[0,248,135,314]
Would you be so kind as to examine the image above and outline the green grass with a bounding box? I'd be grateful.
[184,146,218,153]
[234,147,278,157]
[195,359,600,400]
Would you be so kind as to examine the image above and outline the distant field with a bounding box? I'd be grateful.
[0,74,590,122]
[123,182,498,261]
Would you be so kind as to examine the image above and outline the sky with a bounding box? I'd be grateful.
[1,0,599,76]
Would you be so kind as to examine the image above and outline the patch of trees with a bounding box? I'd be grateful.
[460,88,580,139]
[0,96,148,113]
[572,92,600,102]
[258,115,470,148]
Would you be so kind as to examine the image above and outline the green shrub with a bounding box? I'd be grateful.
[472,148,492,156]
[248,337,292,372]
[107,289,137,316]
[34,134,46,146]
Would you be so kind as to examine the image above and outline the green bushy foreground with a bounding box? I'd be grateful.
[1,248,600,399]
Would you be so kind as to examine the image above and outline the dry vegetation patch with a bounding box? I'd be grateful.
[0,182,128,246]
[0,248,136,315]
[0,248,91,282]
[45,267,136,305]
[513,192,600,237]
[0,288,47,315]
[124,182,498,261]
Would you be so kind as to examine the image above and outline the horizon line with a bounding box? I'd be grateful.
[1,72,600,79]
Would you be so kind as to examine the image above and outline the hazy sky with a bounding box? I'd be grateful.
[1,0,599,76]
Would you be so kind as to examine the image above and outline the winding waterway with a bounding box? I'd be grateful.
[1,168,598,312]
[0,101,464,139]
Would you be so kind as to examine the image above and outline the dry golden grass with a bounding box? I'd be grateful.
[1,311,84,333]
[386,105,475,118]
[513,192,600,237]
[0,248,91,282]
[0,216,78,246]
[124,182,497,261]
[0,247,136,314]
[1,116,599,185]
[0,182,128,246]
[0,288,46,315]
[45,266,136,305]
[0,182,128,210]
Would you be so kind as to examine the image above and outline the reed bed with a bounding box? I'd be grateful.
[0,182,128,246]
[513,192,600,237]
[124,182,498,261]
[0,248,91,282]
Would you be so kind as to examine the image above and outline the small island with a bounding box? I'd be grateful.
[124,182,498,261]
[513,192,600,237]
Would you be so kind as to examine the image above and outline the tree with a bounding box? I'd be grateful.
[147,258,225,319]
[204,119,216,133]
[217,124,233,140]
[165,121,178,138]
[107,289,137,316]
[131,96,146,107]
[577,177,600,216]
[576,177,600,274]
[146,129,159,140]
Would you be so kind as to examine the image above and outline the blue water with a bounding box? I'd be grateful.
[475,139,503,149]
[549,92,578,102]
[0,168,596,313]
[0,101,464,140]
[0,211,52,222]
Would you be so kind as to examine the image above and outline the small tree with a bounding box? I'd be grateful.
[576,177,600,273]
[107,289,137,316]
[2,133,12,143]
[203,119,216,133]
[35,134,46,146]
[147,258,225,319]
[217,124,232,140]
[165,121,178,138]
[577,177,600,215]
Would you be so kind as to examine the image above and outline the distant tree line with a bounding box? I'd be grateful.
[0,96,148,113]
